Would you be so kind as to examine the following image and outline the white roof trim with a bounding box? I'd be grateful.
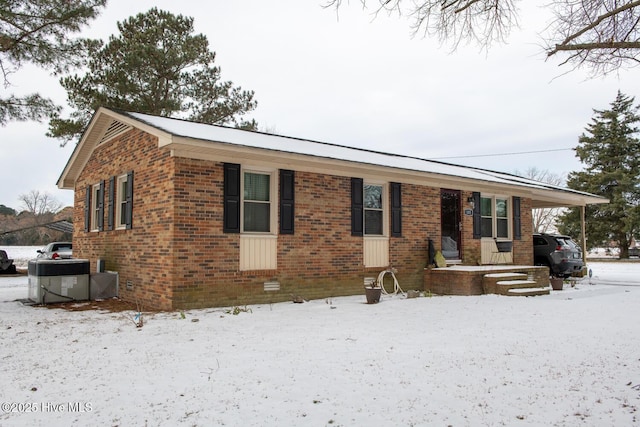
[58,108,608,208]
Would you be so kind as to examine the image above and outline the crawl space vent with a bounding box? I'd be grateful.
[264,281,280,292]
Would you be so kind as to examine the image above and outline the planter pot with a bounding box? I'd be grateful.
[365,287,382,304]
[550,277,564,291]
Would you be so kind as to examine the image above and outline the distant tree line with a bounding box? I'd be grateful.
[0,191,71,245]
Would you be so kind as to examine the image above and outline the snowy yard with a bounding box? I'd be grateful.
[0,248,639,426]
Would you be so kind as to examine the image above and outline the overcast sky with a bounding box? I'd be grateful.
[1,0,639,210]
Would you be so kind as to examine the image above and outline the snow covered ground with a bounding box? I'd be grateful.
[0,249,639,426]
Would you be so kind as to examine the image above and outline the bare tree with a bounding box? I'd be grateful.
[19,190,63,219]
[514,167,565,233]
[325,0,640,76]
[546,0,640,75]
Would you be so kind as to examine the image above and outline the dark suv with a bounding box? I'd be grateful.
[533,233,584,277]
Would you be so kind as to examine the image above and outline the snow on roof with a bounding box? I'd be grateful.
[121,110,602,202]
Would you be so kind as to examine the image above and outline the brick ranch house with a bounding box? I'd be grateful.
[57,107,607,310]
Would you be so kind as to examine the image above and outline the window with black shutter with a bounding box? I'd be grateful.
[107,176,115,231]
[223,163,241,233]
[84,185,91,232]
[472,192,481,239]
[351,178,363,236]
[390,182,402,237]
[279,169,295,234]
[513,196,521,240]
[125,171,134,230]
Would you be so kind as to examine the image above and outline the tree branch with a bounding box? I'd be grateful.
[555,0,640,49]
[549,40,640,56]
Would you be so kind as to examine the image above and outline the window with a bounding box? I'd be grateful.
[243,171,273,233]
[88,182,105,232]
[496,198,509,238]
[480,197,493,238]
[364,184,383,235]
[350,179,388,237]
[116,174,130,229]
[223,164,279,235]
[481,195,510,239]
[86,173,132,233]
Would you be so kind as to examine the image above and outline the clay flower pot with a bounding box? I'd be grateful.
[550,277,564,291]
[365,286,382,304]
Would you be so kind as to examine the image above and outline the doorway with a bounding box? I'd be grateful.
[441,189,461,260]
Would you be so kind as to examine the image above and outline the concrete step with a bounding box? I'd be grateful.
[484,272,528,280]
[483,273,532,294]
[496,279,550,296]
[505,286,551,297]
[496,279,540,289]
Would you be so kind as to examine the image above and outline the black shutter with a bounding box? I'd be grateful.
[472,191,481,239]
[223,163,241,233]
[351,178,363,236]
[96,180,104,231]
[390,182,402,237]
[84,185,91,232]
[513,196,521,240]
[279,169,295,234]
[125,171,134,230]
[107,176,115,231]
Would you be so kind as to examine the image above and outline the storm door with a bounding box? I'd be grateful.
[441,189,461,260]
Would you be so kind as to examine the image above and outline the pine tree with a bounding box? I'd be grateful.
[0,0,106,124]
[47,8,258,145]
[558,91,640,257]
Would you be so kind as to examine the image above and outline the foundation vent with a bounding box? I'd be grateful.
[264,281,280,292]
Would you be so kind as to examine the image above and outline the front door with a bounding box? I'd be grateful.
[441,189,461,260]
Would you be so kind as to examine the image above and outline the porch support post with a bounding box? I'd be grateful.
[581,205,587,265]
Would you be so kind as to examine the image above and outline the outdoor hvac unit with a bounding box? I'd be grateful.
[90,272,119,300]
[28,259,90,304]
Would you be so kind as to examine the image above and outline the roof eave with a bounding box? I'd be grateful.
[57,107,173,190]
[167,136,606,208]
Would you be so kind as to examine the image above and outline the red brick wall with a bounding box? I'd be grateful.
[462,190,482,265]
[168,170,440,307]
[388,183,440,287]
[513,197,534,265]
[74,129,175,310]
[73,128,536,309]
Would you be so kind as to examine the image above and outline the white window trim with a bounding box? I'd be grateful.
[115,173,128,230]
[91,183,101,232]
[240,167,277,235]
[481,194,512,240]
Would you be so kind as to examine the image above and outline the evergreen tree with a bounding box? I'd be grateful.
[48,8,258,145]
[557,91,640,257]
[0,0,106,124]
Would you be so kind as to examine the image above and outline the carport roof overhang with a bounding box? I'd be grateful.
[58,108,609,209]
[526,191,608,209]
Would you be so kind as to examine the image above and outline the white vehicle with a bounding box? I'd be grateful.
[37,242,73,260]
